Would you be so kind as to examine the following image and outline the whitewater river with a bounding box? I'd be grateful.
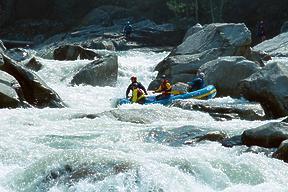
[0,50,288,192]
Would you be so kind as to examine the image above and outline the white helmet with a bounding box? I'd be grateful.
[198,72,205,79]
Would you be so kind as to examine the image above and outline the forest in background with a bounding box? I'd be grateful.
[1,0,288,45]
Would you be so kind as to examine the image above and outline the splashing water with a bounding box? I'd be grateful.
[0,49,288,192]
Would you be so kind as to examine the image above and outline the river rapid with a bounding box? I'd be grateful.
[0,50,287,192]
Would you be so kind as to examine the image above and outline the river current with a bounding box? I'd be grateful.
[0,50,287,192]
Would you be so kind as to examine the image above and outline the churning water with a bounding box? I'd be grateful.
[0,50,287,192]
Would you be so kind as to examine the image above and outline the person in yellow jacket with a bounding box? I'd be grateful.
[153,79,172,100]
[131,83,146,104]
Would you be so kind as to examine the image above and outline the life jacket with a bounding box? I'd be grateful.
[132,88,145,103]
[159,82,172,95]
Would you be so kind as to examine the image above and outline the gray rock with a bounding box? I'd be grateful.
[71,54,118,87]
[171,98,266,121]
[145,125,218,147]
[24,57,43,71]
[86,39,115,51]
[148,48,226,90]
[0,54,66,108]
[53,45,100,60]
[4,48,32,62]
[222,135,242,147]
[194,131,227,143]
[253,32,288,57]
[244,48,272,67]
[0,83,21,108]
[183,23,203,41]
[149,23,252,89]
[239,61,288,118]
[200,56,260,97]
[174,23,251,56]
[242,122,288,148]
[245,146,275,156]
[0,71,22,108]
[272,139,288,162]
[0,70,17,86]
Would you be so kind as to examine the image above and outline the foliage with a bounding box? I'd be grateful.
[166,0,227,23]
[166,0,192,17]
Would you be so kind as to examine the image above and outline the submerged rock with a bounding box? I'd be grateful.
[222,135,243,147]
[185,130,227,144]
[245,145,275,156]
[272,139,288,162]
[171,99,266,121]
[145,125,227,146]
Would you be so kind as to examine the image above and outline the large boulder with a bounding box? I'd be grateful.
[174,23,251,56]
[239,60,288,118]
[148,48,229,90]
[53,45,100,60]
[242,122,288,148]
[149,23,252,89]
[253,32,288,57]
[0,54,66,108]
[0,70,23,108]
[199,56,260,97]
[71,54,118,87]
[183,23,203,41]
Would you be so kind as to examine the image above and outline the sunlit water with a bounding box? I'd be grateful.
[0,50,288,192]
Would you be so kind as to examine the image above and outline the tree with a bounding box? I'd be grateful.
[194,0,199,22]
[166,0,228,24]
[167,0,190,18]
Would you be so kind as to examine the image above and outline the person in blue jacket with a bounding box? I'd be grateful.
[123,21,133,39]
[187,72,205,92]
